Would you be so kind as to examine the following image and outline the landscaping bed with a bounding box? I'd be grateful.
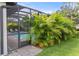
[37,32,79,56]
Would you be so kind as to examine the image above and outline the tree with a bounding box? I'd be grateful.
[59,2,79,24]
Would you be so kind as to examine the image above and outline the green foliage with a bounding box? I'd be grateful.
[31,13,76,48]
[20,16,30,32]
[38,32,79,56]
[7,22,18,32]
[31,14,50,47]
[59,2,79,24]
[48,13,76,41]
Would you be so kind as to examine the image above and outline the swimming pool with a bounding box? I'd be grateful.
[14,34,30,40]
[14,33,35,40]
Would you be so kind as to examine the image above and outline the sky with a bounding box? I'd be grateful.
[18,2,64,14]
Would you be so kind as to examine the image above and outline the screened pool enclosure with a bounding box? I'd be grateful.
[0,2,48,55]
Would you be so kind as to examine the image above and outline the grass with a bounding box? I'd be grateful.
[37,32,79,56]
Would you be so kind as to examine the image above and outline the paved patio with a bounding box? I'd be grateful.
[7,45,42,56]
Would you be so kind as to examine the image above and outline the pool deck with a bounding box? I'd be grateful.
[7,35,27,51]
[7,34,42,56]
[7,45,42,56]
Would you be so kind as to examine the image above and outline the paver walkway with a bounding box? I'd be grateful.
[7,45,42,56]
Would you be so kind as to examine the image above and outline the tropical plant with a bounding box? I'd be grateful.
[31,13,76,48]
[48,13,76,41]
[7,22,18,32]
[31,14,50,47]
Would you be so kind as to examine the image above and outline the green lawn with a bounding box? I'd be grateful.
[38,33,79,56]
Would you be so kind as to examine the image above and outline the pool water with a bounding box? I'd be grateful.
[14,34,35,40]
[14,34,30,40]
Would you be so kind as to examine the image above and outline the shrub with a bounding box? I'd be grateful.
[48,13,76,44]
[31,13,76,48]
[7,22,18,32]
[31,14,51,47]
